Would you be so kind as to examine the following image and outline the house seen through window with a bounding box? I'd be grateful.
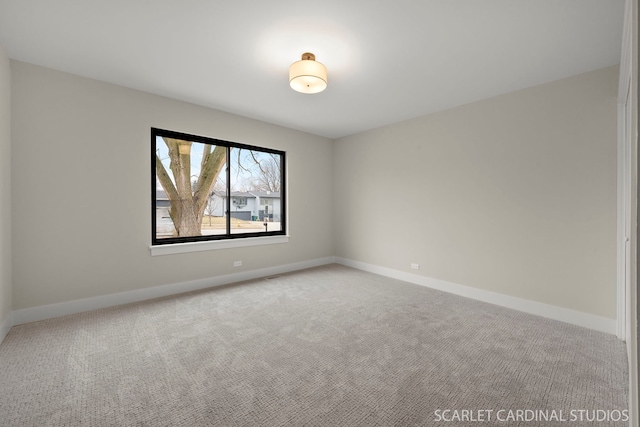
[152,128,286,245]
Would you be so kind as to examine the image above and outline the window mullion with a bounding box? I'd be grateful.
[226,145,231,236]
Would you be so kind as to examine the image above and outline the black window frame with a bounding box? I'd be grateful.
[151,127,286,246]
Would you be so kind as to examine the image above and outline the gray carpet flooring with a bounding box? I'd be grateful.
[0,264,629,426]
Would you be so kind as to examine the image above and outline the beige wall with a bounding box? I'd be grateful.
[8,60,621,321]
[0,45,11,327]
[334,66,619,319]
[10,61,333,310]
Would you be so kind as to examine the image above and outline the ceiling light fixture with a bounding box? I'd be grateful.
[289,52,327,94]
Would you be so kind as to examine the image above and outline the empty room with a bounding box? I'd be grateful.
[0,1,638,426]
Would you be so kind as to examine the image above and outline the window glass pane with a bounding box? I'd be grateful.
[230,148,283,234]
[154,136,227,240]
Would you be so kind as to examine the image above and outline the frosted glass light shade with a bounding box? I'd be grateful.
[289,53,327,94]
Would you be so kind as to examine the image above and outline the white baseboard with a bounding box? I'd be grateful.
[9,255,616,335]
[336,257,616,335]
[0,312,13,344]
[12,256,336,326]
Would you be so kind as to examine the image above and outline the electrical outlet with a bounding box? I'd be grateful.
[411,263,420,270]
[233,261,242,267]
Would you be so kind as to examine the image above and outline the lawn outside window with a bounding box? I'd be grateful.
[151,128,286,252]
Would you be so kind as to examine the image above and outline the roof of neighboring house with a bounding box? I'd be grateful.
[248,191,280,198]
[213,190,280,198]
[158,189,281,199]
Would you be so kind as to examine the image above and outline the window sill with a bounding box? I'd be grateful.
[150,235,289,256]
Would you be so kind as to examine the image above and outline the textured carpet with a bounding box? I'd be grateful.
[0,264,628,426]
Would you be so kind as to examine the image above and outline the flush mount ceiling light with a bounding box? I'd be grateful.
[289,52,327,94]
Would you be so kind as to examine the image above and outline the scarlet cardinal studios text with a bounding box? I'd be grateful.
[433,409,628,423]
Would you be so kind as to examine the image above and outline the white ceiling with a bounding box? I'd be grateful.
[0,0,625,139]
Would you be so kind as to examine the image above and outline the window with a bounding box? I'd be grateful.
[232,197,248,208]
[152,128,286,246]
